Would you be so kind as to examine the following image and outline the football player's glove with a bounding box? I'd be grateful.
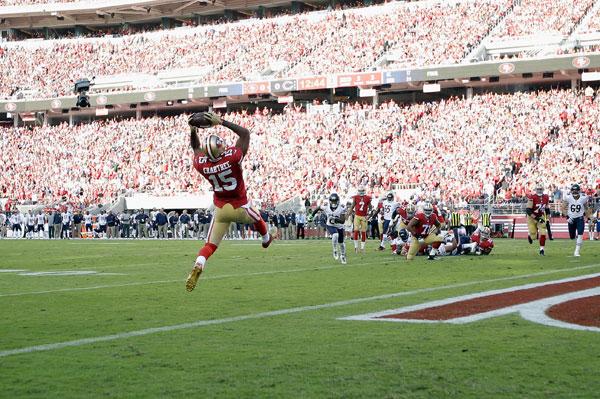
[567,217,574,224]
[203,112,222,126]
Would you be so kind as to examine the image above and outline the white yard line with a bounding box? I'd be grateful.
[0,261,379,297]
[1,263,600,358]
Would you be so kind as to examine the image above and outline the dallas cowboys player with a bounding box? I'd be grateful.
[314,193,347,264]
[562,184,591,257]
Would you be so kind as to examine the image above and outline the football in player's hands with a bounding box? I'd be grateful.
[188,112,221,128]
[188,113,212,128]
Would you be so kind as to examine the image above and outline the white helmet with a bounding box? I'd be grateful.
[357,186,366,196]
[535,184,544,197]
[480,226,491,239]
[422,202,433,217]
[204,134,226,162]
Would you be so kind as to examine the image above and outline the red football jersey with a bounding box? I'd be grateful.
[527,194,549,218]
[397,207,409,224]
[411,212,439,238]
[352,195,372,217]
[193,146,248,208]
[471,232,494,253]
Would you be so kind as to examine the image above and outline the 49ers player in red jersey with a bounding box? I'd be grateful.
[526,183,550,256]
[350,186,372,253]
[185,112,274,292]
[405,202,443,260]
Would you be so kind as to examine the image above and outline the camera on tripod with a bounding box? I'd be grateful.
[74,78,93,108]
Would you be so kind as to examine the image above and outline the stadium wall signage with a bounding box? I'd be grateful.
[2,53,599,113]
[341,273,600,332]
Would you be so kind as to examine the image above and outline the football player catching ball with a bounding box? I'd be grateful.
[185,112,274,292]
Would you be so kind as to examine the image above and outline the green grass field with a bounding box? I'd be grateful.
[1,238,600,398]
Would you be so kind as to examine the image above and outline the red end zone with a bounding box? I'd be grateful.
[341,273,600,331]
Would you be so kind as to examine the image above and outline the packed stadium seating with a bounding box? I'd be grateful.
[490,0,595,39]
[1,88,598,207]
[0,0,535,99]
[3,0,600,99]
[0,0,73,5]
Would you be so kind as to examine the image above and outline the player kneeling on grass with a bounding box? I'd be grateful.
[460,226,494,255]
[314,193,348,265]
[185,112,274,292]
[405,202,443,260]
[562,184,591,257]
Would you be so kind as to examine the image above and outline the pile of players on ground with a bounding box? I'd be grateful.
[310,183,599,263]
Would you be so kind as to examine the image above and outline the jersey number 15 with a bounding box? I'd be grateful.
[208,170,238,192]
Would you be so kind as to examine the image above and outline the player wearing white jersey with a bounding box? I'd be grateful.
[376,192,400,251]
[24,211,36,239]
[314,193,347,264]
[36,212,46,239]
[10,211,23,238]
[562,184,591,257]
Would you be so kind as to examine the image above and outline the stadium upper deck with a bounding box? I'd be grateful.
[3,0,600,101]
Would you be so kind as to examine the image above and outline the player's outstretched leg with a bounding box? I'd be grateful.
[360,231,367,253]
[331,232,339,260]
[539,234,546,256]
[338,228,347,264]
[575,235,582,257]
[186,242,217,292]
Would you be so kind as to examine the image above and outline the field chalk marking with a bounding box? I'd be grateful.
[0,261,384,297]
[1,263,600,358]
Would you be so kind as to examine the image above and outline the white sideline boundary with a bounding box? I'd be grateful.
[0,261,383,297]
[1,263,600,358]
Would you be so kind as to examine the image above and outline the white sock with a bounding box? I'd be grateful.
[195,256,206,267]
[353,239,358,249]
[262,232,270,243]
[360,241,366,250]
[340,242,346,257]
[380,234,387,247]
[540,246,545,251]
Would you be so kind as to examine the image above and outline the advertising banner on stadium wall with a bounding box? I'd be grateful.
[196,83,243,98]
[270,79,297,92]
[242,81,270,95]
[3,54,600,112]
[382,70,407,84]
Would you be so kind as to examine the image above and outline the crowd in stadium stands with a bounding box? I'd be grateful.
[580,5,600,34]
[1,88,598,209]
[0,0,72,6]
[3,0,600,99]
[0,0,514,99]
[373,1,511,71]
[490,0,595,39]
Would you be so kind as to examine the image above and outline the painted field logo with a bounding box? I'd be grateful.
[341,273,600,332]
